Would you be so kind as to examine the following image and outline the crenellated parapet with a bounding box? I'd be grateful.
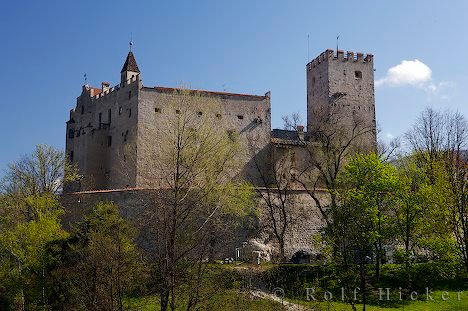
[307,49,373,70]
[93,75,139,100]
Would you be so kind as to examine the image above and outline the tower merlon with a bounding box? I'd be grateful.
[307,49,373,70]
[102,82,110,92]
[364,54,374,62]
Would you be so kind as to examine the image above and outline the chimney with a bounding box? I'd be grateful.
[102,82,110,92]
[297,125,305,141]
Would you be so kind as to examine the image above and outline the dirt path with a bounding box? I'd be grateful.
[249,289,311,311]
[231,265,313,310]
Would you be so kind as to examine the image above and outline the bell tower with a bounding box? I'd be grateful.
[121,49,140,85]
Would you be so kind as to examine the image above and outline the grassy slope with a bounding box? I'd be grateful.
[292,290,468,311]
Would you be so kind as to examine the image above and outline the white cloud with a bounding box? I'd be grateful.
[376,59,432,87]
[376,59,453,100]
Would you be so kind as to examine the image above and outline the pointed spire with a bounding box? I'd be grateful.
[121,51,140,74]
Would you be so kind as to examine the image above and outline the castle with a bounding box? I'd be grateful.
[63,48,376,259]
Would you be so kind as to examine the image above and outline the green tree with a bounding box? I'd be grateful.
[327,153,400,311]
[405,108,465,270]
[0,194,68,310]
[137,89,255,311]
[390,156,430,289]
[339,153,400,280]
[2,144,80,197]
[0,144,80,310]
[390,154,457,290]
[57,201,143,311]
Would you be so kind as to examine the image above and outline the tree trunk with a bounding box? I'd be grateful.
[160,288,169,311]
[360,252,367,311]
[279,240,285,263]
[19,262,25,311]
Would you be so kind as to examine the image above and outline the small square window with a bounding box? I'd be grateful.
[237,115,244,120]
[354,71,362,79]
[197,111,203,116]
[216,113,222,119]
[176,109,181,114]
[155,107,161,113]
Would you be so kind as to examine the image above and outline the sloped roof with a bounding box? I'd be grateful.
[121,51,140,73]
[271,129,300,140]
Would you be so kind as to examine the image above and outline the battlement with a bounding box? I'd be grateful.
[307,49,373,70]
[92,75,139,100]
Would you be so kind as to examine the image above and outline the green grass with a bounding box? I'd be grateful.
[124,296,158,311]
[124,290,284,311]
[124,290,468,310]
[290,290,468,311]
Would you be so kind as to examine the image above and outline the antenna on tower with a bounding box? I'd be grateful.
[336,34,340,52]
[84,73,87,84]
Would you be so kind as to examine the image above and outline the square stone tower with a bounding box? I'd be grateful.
[306,49,376,149]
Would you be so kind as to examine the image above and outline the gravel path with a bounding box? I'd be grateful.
[249,289,312,311]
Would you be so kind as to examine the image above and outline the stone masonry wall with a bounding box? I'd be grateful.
[61,188,329,260]
[66,77,141,190]
[307,49,376,147]
[136,87,272,188]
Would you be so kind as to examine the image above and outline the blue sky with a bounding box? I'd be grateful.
[0,0,467,174]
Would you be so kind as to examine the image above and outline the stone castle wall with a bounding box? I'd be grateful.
[61,188,329,260]
[66,77,141,190]
[136,87,272,188]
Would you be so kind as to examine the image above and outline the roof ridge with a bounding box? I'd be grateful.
[144,85,267,99]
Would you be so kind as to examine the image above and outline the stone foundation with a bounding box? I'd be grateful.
[61,188,329,261]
